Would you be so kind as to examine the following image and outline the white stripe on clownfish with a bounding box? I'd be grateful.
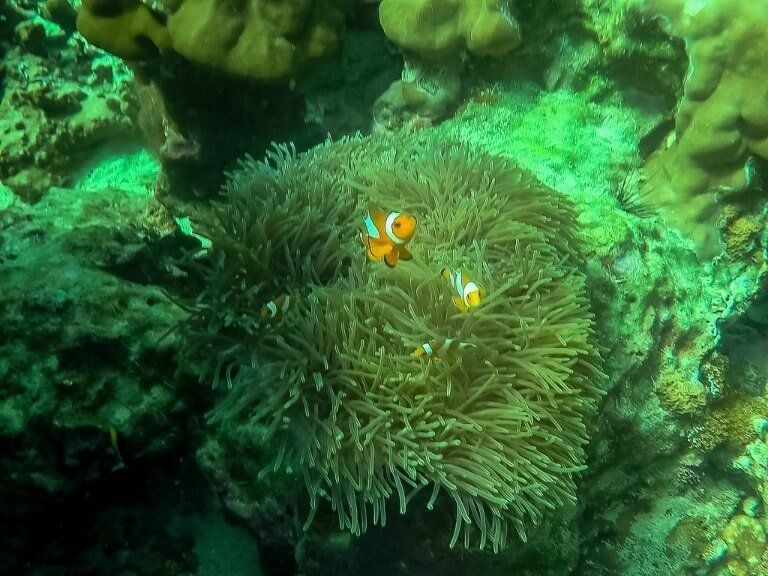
[463,281,481,308]
[261,294,293,319]
[412,338,476,361]
[385,212,405,245]
[441,267,485,312]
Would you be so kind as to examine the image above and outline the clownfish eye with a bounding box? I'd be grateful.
[394,221,401,228]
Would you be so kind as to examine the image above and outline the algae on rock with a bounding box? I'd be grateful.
[0,153,215,573]
[0,4,136,201]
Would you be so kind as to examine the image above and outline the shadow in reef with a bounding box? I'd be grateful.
[718,278,768,397]
[0,438,213,576]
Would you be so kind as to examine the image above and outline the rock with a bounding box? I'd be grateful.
[42,0,78,33]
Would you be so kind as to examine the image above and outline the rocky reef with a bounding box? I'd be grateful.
[2,1,768,575]
[0,0,136,201]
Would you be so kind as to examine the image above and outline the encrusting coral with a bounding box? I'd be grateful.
[641,0,768,257]
[179,136,603,551]
[76,0,352,81]
[656,373,707,416]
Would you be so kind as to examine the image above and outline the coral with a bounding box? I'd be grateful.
[400,56,462,119]
[376,0,522,122]
[499,0,687,102]
[180,136,603,553]
[734,426,768,505]
[656,373,707,416]
[42,0,78,33]
[378,0,522,59]
[692,396,768,454]
[76,1,389,206]
[76,0,172,59]
[641,0,768,257]
[76,0,353,81]
[167,0,351,81]
[720,514,766,574]
[724,215,764,259]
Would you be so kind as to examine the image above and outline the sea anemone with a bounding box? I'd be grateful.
[180,136,604,551]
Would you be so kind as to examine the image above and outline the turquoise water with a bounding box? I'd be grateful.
[2,1,768,575]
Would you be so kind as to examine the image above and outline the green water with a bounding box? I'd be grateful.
[2,1,767,575]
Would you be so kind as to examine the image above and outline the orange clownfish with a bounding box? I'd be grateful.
[358,206,416,268]
[441,268,485,312]
[412,338,476,361]
[261,294,293,320]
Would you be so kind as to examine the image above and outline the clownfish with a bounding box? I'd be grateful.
[412,338,476,361]
[358,206,417,268]
[441,268,485,312]
[261,294,293,320]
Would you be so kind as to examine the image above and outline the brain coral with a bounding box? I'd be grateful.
[183,137,603,551]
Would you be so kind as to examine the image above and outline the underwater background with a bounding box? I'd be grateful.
[2,1,768,575]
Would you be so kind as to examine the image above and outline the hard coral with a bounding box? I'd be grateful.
[692,396,768,454]
[181,136,603,551]
[376,0,522,122]
[77,0,172,59]
[379,0,522,60]
[724,215,763,259]
[642,0,768,257]
[656,372,706,416]
[77,0,353,81]
[167,0,351,81]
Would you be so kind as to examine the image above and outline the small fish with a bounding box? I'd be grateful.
[358,206,416,268]
[261,294,293,320]
[441,268,485,312]
[109,425,126,472]
[412,338,476,361]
